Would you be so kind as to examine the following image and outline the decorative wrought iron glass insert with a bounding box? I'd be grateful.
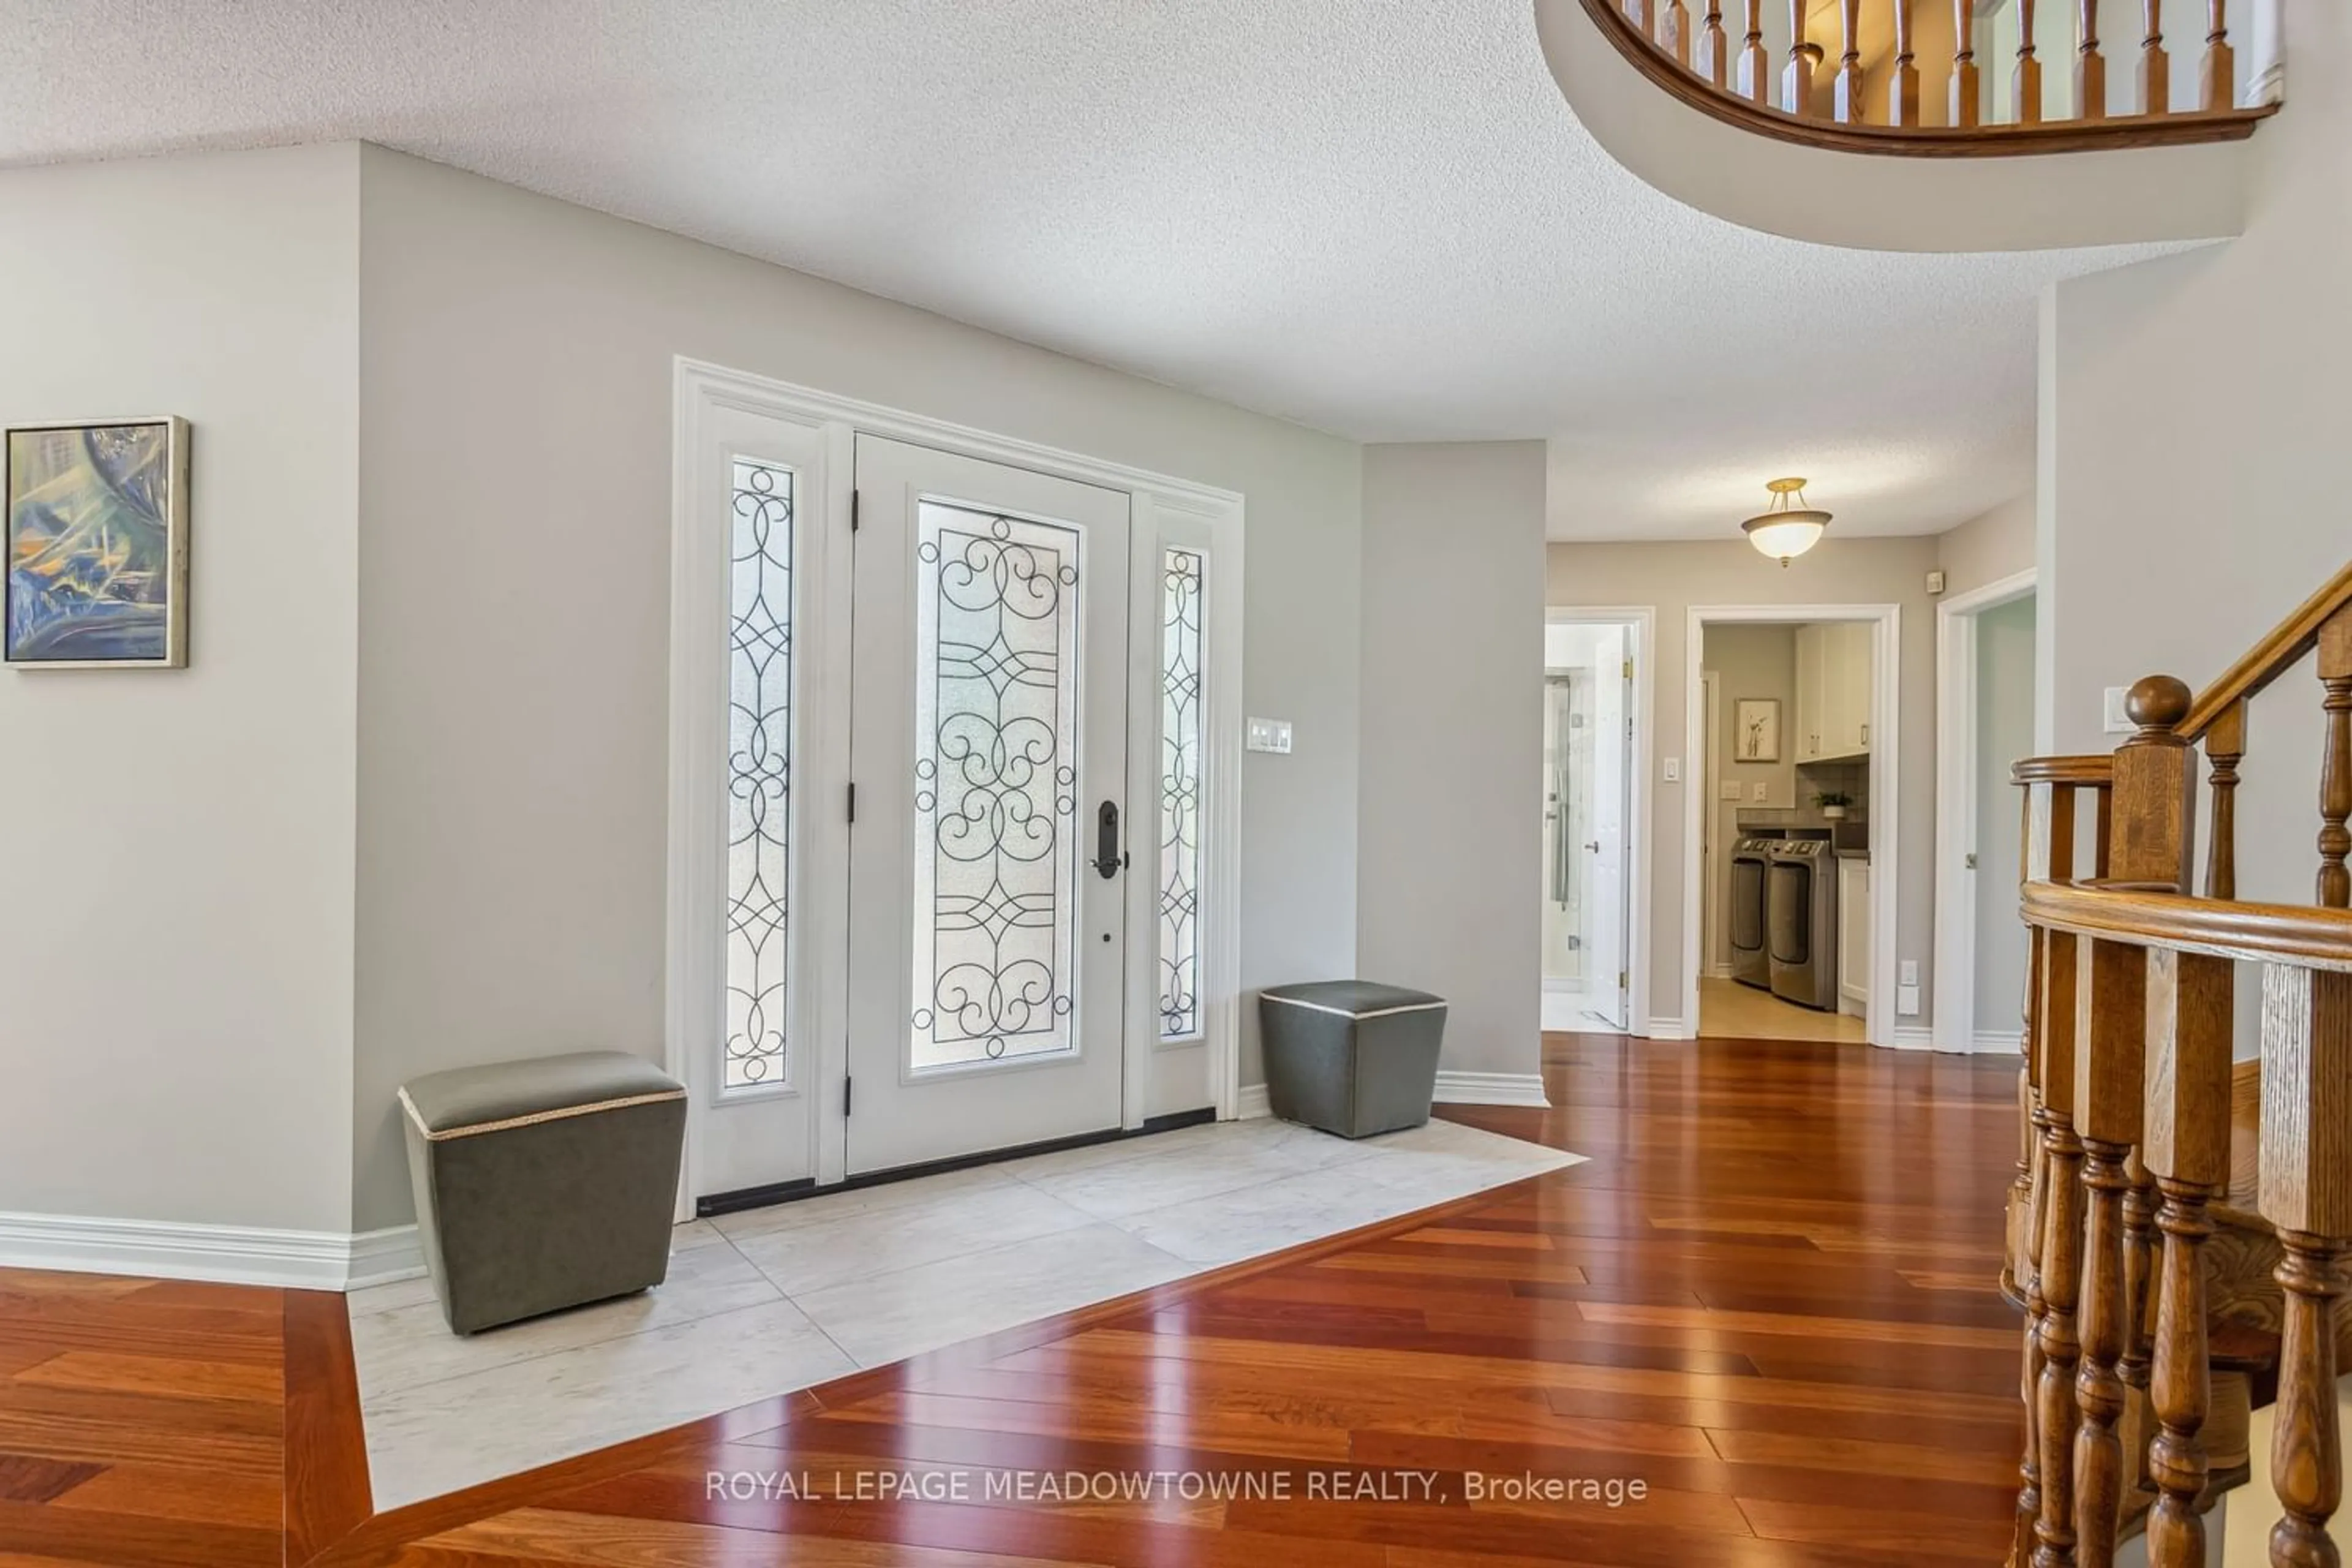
[909,501,1084,1071]
[723,458,796,1092]
[1159,548,1205,1039]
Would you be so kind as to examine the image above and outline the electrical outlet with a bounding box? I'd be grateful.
[1752,782,1768,802]
[1897,984,1921,1017]
[1719,781,1741,801]
[1662,757,1681,782]
[1899,959,1920,987]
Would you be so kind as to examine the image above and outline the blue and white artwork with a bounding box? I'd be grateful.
[6,420,187,667]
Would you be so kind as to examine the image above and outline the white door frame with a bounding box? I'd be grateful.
[1543,607,1656,1038]
[1682,605,1901,1048]
[1932,568,2037,1057]
[667,359,1246,1219]
[1700,670,1724,978]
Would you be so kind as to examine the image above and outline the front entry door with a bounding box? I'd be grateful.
[845,437,1132,1175]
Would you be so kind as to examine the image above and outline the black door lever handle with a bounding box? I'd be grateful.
[1092,801,1127,878]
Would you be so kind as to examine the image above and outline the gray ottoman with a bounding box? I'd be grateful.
[1257,981,1447,1139]
[399,1050,687,1335]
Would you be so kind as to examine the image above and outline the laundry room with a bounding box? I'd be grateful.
[1701,620,1875,1044]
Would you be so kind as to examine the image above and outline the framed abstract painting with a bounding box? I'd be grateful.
[6,417,190,669]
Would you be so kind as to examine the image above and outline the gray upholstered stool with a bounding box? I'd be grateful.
[1257,981,1447,1139]
[399,1050,687,1335]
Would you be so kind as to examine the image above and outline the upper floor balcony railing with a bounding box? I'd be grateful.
[1578,0,2280,151]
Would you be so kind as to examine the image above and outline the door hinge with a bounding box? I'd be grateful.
[1622,658,1634,680]
[850,489,861,533]
[847,782,857,824]
[1619,969,1628,989]
[843,1076,853,1117]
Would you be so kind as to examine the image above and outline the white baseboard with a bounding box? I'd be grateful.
[1889,1025,1935,1051]
[1234,1082,1272,1119]
[1645,1016,1696,1041]
[1704,963,1733,981]
[1973,1030,2024,1055]
[1433,1071,1551,1108]
[0,1210,423,1292]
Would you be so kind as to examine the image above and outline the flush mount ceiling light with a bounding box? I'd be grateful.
[1741,478,1831,567]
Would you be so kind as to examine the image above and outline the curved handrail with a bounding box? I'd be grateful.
[2021,881,2352,971]
[2182,559,2352,740]
[1572,0,2275,158]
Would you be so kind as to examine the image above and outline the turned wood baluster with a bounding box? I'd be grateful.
[1662,0,1694,69]
[1953,0,1983,126]
[2141,947,2233,1568]
[2139,0,2170,115]
[2073,932,2149,1567]
[2119,1146,2157,1499]
[2016,0,2045,123]
[1739,0,1770,102]
[2318,606,2352,909]
[1833,0,1865,120]
[1697,0,1730,87]
[2034,921,2087,1568]
[1784,0,1820,113]
[1626,0,1653,39]
[2258,965,2352,1568]
[1887,0,1922,123]
[2078,0,2108,117]
[2198,0,2231,110]
[2205,699,2245,900]
[2018,780,2077,1562]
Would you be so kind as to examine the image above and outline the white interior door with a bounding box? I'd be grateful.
[1587,624,1631,1029]
[845,437,1132,1175]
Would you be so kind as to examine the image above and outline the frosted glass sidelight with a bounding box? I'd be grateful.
[909,502,1084,1071]
[724,459,796,1091]
[1159,549,1204,1039]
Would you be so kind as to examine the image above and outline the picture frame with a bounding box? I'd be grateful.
[6,416,191,669]
[1734,697,1781,763]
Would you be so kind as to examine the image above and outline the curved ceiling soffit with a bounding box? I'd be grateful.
[1529,0,2260,253]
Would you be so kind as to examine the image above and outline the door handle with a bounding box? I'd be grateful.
[1092,801,1128,878]
[1584,841,1602,852]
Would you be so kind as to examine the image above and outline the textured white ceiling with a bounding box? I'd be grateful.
[0,0,2157,540]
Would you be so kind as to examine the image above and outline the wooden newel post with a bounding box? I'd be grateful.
[2110,676,2198,895]
[2141,947,2233,1568]
[2258,965,2352,1568]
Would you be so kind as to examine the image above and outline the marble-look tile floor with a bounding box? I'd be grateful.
[347,1114,1581,1508]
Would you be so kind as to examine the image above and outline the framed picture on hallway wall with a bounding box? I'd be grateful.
[5,417,191,669]
[1734,698,1781,763]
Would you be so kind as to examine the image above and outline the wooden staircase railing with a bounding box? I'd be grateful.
[1578,0,2279,154]
[2007,557,2352,1568]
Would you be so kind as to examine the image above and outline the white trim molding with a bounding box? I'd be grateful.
[1974,1030,2026,1054]
[1932,568,2037,1057]
[1433,1071,1553,1107]
[1683,604,1902,1050]
[1645,1016,1697,1041]
[1890,1025,1936,1052]
[0,1213,424,1292]
[1234,1082,1273,1120]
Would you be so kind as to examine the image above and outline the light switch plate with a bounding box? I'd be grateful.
[1720,781,1741,801]
[1752,782,1769,802]
[1244,717,1293,755]
[1899,959,1920,986]
[2103,686,2133,734]
[1662,757,1681,782]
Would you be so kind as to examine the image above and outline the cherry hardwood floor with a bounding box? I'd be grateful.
[0,1034,2025,1566]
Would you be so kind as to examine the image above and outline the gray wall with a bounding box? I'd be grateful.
[350,148,1366,1228]
[1938,494,2034,600]
[1702,624,1798,972]
[1356,442,1547,1078]
[1545,537,1942,1034]
[0,145,361,1232]
[1973,594,2037,1039]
